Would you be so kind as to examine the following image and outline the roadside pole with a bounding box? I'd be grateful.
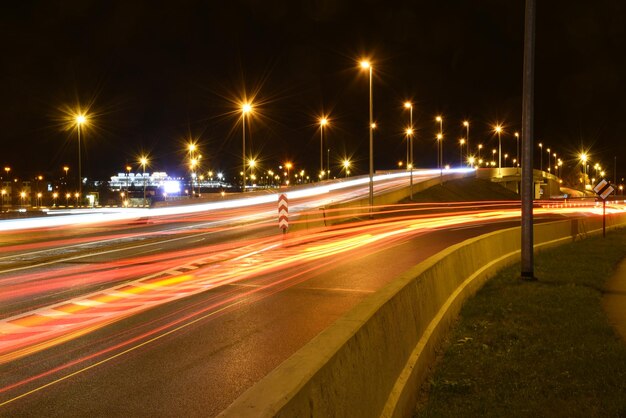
[520,0,537,280]
[278,193,288,235]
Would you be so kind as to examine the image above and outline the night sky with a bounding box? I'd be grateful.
[2,1,625,182]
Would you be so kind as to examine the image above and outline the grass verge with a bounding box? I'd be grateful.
[415,228,626,418]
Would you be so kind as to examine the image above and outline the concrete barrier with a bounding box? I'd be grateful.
[220,212,626,418]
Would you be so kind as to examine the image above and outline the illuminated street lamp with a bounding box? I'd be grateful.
[139,156,148,207]
[20,191,26,208]
[75,113,88,205]
[406,127,414,198]
[538,142,543,171]
[241,102,253,192]
[404,102,413,170]
[360,59,374,212]
[494,124,503,176]
[319,117,329,180]
[514,132,520,167]
[580,153,588,189]
[459,138,466,166]
[463,121,470,165]
[436,116,443,168]
[546,148,551,172]
[285,162,292,185]
[52,192,58,207]
[436,133,443,168]
[343,159,351,178]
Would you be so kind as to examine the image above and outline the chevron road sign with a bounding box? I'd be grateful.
[593,179,614,238]
[278,193,288,230]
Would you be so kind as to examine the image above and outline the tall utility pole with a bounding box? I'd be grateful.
[521,0,536,281]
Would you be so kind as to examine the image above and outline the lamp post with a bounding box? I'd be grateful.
[285,162,292,185]
[514,132,520,167]
[53,192,58,207]
[360,60,374,213]
[546,148,551,172]
[343,159,351,178]
[406,128,414,199]
[319,117,328,181]
[538,142,543,171]
[1,166,9,210]
[126,165,132,200]
[580,153,588,190]
[478,144,483,162]
[459,138,465,166]
[241,102,252,192]
[494,124,503,176]
[463,121,470,165]
[404,102,413,170]
[436,116,443,168]
[75,114,87,206]
[139,156,148,207]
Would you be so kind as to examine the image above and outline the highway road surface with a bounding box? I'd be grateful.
[0,172,618,416]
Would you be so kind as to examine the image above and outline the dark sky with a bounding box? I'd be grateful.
[2,0,625,181]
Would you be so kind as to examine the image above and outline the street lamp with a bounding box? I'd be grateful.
[463,121,470,166]
[538,142,543,171]
[319,117,329,180]
[404,102,413,170]
[580,153,588,189]
[75,113,87,206]
[241,102,253,192]
[139,156,148,207]
[436,116,443,168]
[459,138,465,166]
[406,128,414,199]
[514,132,520,167]
[52,192,58,207]
[546,148,551,173]
[360,59,374,212]
[478,144,483,161]
[343,159,351,177]
[249,159,256,187]
[494,124,503,176]
[285,162,292,185]
[436,133,443,168]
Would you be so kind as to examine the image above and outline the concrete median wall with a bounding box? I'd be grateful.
[220,211,626,418]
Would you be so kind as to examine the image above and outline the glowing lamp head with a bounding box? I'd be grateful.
[140,157,148,166]
[494,125,502,134]
[360,60,371,69]
[437,133,443,140]
[343,160,351,168]
[76,114,86,125]
[320,117,328,126]
[463,121,469,127]
[404,102,412,109]
[406,128,413,136]
[580,153,587,162]
[436,116,442,122]
[242,103,252,114]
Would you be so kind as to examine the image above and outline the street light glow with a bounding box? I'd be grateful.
[360,60,371,69]
[75,114,87,125]
[242,103,252,114]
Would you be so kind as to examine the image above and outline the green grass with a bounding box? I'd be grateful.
[415,229,626,418]
[407,177,520,203]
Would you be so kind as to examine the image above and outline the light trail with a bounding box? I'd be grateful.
[0,169,471,232]
[1,198,624,407]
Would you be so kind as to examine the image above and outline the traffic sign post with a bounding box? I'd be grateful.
[593,180,615,238]
[278,193,288,234]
